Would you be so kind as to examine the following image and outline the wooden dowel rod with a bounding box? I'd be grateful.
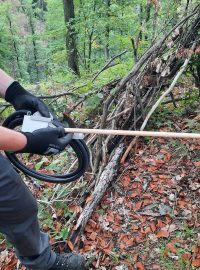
[64,128,200,139]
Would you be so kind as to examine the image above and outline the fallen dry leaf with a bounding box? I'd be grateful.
[194,161,200,167]
[166,242,177,254]
[136,261,145,270]
[86,195,93,204]
[122,175,131,187]
[130,191,139,198]
[134,201,143,210]
[150,222,157,232]
[192,259,200,267]
[157,230,169,238]
[182,252,191,262]
[162,224,177,233]
[89,232,97,241]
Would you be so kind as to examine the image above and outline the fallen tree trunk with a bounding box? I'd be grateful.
[70,144,124,242]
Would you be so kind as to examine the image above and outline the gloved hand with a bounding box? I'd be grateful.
[5,81,50,117]
[19,127,70,155]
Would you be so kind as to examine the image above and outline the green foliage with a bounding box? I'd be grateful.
[158,224,198,270]
[184,119,200,133]
[0,3,13,72]
[1,0,198,83]
[84,93,103,111]
[38,198,73,240]
[149,106,173,128]
[149,86,200,132]
[33,149,77,174]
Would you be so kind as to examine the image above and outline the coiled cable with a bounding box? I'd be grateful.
[3,110,90,184]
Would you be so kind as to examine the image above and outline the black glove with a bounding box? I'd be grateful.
[19,127,70,155]
[5,81,50,117]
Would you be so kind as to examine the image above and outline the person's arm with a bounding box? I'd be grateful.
[0,126,27,151]
[0,69,71,154]
[0,68,50,117]
[0,69,14,98]
[0,126,71,155]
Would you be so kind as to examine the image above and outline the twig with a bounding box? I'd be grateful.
[107,107,131,122]
[91,50,128,82]
[38,91,78,99]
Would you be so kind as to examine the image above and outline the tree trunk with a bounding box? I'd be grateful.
[79,0,87,69]
[131,4,144,62]
[87,29,94,70]
[104,0,110,60]
[19,0,40,82]
[32,0,47,11]
[29,16,40,81]
[152,9,158,41]
[7,15,23,79]
[63,0,80,76]
[131,38,138,62]
[32,0,47,21]
[145,1,151,40]
[87,1,96,70]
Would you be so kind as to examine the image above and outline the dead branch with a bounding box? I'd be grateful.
[107,107,131,122]
[91,50,128,82]
[38,91,78,99]
[70,144,124,241]
[93,92,117,172]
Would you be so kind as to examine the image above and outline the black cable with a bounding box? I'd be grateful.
[3,110,90,184]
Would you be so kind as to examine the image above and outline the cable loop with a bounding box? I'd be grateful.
[3,110,90,183]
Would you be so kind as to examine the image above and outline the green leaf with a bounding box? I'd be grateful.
[35,160,45,170]
[84,94,102,111]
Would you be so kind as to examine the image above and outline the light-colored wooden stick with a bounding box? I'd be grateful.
[64,128,200,139]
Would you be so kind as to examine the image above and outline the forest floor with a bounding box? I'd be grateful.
[0,109,200,270]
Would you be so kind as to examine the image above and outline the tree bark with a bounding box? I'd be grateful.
[32,0,47,21]
[7,15,23,79]
[104,0,110,60]
[19,0,40,82]
[63,0,80,76]
[29,16,40,81]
